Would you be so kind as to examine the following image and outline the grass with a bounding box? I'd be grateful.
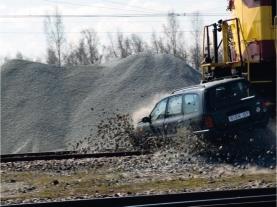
[1,168,276,202]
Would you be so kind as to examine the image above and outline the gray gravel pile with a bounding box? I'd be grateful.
[1,53,201,154]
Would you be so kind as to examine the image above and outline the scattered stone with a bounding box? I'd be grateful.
[114,193,123,197]
[52,180,59,185]
[26,186,36,191]
[208,180,215,184]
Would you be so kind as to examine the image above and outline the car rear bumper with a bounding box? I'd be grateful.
[193,113,269,137]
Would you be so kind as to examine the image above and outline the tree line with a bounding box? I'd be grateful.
[3,9,203,70]
[44,9,203,70]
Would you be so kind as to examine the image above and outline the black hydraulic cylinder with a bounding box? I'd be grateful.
[213,23,218,63]
[206,26,211,60]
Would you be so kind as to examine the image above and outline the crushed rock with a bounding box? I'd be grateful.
[1,53,200,153]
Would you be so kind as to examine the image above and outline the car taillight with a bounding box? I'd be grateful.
[203,115,214,128]
[260,100,270,112]
[261,100,269,108]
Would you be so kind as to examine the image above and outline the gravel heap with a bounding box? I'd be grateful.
[1,53,201,154]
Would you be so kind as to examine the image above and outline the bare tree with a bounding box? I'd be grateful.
[150,13,188,62]
[176,39,188,62]
[15,52,23,59]
[63,43,78,66]
[46,48,59,65]
[105,31,133,59]
[124,37,132,56]
[130,34,146,54]
[0,56,10,65]
[117,32,125,57]
[63,29,102,66]
[105,33,118,60]
[63,40,89,66]
[189,12,203,70]
[151,32,160,54]
[4,56,10,63]
[151,31,168,54]
[75,39,89,65]
[116,32,132,58]
[44,8,65,67]
[163,13,179,55]
[81,29,102,64]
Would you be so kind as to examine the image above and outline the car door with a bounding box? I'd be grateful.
[164,95,184,137]
[183,93,202,131]
[148,98,168,138]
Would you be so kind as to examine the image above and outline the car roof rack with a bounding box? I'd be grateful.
[172,85,205,94]
[201,75,242,83]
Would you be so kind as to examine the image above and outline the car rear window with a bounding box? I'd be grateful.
[206,80,255,111]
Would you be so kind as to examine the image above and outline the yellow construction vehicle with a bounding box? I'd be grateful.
[201,0,276,107]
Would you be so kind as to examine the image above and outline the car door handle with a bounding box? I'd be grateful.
[241,96,255,101]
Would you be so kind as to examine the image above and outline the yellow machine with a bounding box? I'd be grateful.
[201,0,276,103]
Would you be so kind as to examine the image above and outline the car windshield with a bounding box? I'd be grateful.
[206,80,256,111]
[150,99,167,121]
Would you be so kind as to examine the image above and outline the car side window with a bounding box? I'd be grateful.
[183,94,200,114]
[167,95,183,117]
[150,99,167,121]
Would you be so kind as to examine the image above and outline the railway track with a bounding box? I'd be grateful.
[2,187,276,207]
[0,150,148,163]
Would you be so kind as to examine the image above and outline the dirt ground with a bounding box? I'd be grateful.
[1,151,276,205]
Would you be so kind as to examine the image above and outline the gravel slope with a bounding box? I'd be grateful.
[1,53,201,154]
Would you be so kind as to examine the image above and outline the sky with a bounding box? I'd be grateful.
[0,0,229,62]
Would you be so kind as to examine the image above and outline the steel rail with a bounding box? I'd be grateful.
[1,187,276,207]
[1,151,77,158]
[185,200,276,207]
[127,195,276,207]
[0,151,148,163]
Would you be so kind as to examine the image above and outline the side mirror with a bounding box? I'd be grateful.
[141,116,151,123]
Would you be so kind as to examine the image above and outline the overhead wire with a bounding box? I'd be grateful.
[43,0,227,15]
[0,20,171,23]
[98,0,166,13]
[43,0,158,14]
[0,30,195,34]
[0,13,229,18]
